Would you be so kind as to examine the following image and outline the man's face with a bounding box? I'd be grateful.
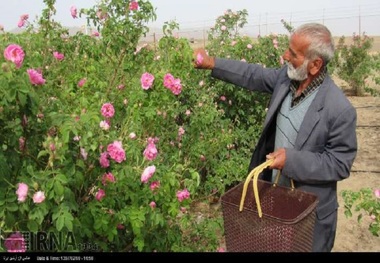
[283,33,310,81]
[286,59,309,81]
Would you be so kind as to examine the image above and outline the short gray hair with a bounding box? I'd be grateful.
[293,23,335,64]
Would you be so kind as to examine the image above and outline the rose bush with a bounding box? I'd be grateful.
[341,188,380,237]
[2,0,374,252]
[0,0,237,252]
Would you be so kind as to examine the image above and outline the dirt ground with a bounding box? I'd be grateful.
[332,93,380,252]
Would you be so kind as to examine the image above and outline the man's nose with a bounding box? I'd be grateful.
[282,50,290,62]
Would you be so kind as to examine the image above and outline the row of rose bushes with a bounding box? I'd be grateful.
[0,0,243,252]
[1,0,378,252]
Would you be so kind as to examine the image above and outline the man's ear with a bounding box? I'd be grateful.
[309,58,324,76]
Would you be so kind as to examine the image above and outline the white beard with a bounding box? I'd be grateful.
[286,60,309,81]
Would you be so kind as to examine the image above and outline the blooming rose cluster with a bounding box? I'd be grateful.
[163,73,182,95]
[3,44,47,85]
[15,182,46,204]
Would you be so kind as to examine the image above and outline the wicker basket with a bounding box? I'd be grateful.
[221,164,319,252]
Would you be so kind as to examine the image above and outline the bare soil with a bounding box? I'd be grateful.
[333,94,380,252]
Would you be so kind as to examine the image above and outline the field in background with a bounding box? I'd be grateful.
[141,34,380,53]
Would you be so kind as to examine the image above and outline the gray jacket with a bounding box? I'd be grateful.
[212,58,357,251]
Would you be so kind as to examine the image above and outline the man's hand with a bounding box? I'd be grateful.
[266,148,286,170]
[193,48,215,70]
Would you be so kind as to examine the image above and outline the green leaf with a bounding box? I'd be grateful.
[37,150,49,159]
[6,203,19,212]
[56,216,65,231]
[27,220,39,232]
[65,217,73,231]
[191,171,200,187]
[94,218,103,231]
[55,174,68,184]
[17,91,27,107]
[133,237,145,252]
[54,181,64,197]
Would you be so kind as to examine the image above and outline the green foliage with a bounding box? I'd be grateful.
[203,9,289,190]
[341,188,380,236]
[0,0,237,252]
[2,0,377,252]
[331,33,376,96]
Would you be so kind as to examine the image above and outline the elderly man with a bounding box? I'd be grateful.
[194,23,357,252]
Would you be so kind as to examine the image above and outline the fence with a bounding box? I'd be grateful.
[141,4,380,46]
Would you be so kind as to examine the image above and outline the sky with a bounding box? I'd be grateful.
[0,0,379,36]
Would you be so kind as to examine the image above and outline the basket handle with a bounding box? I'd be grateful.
[273,170,295,189]
[239,160,297,218]
[239,159,273,218]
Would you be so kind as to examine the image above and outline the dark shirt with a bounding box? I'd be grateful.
[289,68,327,107]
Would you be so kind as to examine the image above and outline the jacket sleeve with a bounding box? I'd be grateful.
[283,105,357,184]
[211,58,282,94]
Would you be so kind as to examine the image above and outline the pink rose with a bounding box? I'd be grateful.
[19,137,26,152]
[140,72,155,90]
[27,69,46,85]
[16,183,28,202]
[102,172,116,186]
[95,189,105,201]
[163,73,175,89]
[91,31,100,37]
[100,120,110,131]
[176,189,190,202]
[143,141,158,161]
[107,141,126,163]
[129,1,139,11]
[17,19,25,28]
[163,73,182,95]
[150,181,160,192]
[141,165,156,184]
[96,10,108,20]
[70,6,77,18]
[4,44,25,68]
[20,14,29,21]
[101,103,115,118]
[80,147,88,160]
[99,152,110,168]
[32,191,46,204]
[129,132,137,139]
[178,127,185,137]
[78,78,86,87]
[53,51,64,61]
[170,78,182,95]
[117,224,125,230]
[374,189,380,199]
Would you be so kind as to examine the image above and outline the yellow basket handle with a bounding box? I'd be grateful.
[239,159,274,218]
[239,159,296,218]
